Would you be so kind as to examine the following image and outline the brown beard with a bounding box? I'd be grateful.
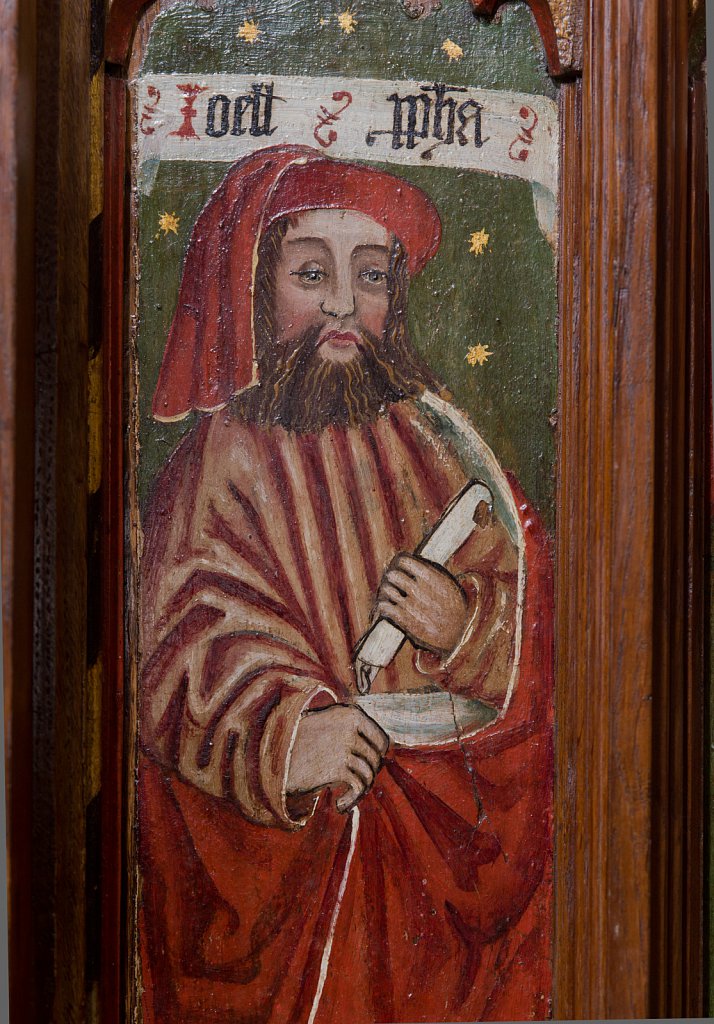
[233,217,437,434]
[238,327,427,433]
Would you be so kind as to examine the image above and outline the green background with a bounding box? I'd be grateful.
[136,0,559,529]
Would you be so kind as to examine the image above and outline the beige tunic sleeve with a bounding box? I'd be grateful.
[140,415,336,830]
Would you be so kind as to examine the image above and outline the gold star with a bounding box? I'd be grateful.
[158,212,180,236]
[469,229,490,256]
[466,344,493,367]
[337,10,358,33]
[238,18,262,44]
[442,38,464,62]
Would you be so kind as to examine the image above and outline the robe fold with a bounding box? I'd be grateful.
[138,394,553,1023]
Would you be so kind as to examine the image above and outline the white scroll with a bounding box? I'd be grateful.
[134,74,559,200]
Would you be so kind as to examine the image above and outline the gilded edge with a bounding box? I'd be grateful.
[553,0,701,73]
[549,0,583,74]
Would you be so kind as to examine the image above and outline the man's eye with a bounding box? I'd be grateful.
[360,269,388,285]
[291,268,326,284]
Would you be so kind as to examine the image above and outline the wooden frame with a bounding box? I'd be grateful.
[555,4,707,1015]
[0,0,708,1019]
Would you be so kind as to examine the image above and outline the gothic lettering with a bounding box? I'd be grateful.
[366,83,488,157]
[170,83,207,141]
[205,83,277,140]
[456,99,485,148]
[206,95,231,138]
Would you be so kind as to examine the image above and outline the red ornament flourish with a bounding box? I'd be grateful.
[508,105,539,163]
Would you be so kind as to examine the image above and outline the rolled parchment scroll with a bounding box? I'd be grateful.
[352,480,494,694]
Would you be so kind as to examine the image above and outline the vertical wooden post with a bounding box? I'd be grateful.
[1,0,92,1019]
[680,70,709,1017]
[0,0,38,1018]
[554,0,703,1016]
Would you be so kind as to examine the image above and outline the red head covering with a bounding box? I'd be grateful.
[152,145,442,422]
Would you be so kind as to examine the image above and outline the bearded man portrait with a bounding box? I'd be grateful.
[139,145,554,1024]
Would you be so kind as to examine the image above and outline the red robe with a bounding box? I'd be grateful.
[138,395,553,1023]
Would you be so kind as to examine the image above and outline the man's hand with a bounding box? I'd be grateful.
[287,705,389,814]
[376,553,468,656]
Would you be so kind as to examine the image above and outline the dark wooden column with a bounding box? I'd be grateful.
[554,0,706,1016]
[1,0,92,1020]
[1,0,39,1018]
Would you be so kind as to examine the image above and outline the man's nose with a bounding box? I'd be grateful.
[320,271,355,319]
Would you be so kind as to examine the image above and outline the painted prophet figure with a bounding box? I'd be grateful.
[139,144,554,1022]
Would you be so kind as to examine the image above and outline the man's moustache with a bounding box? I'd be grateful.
[319,329,362,346]
[285,327,373,360]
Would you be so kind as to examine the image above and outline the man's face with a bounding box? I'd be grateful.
[242,205,433,433]
[272,209,392,364]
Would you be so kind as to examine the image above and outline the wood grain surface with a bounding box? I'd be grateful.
[0,0,38,1019]
[680,72,709,1016]
[1,0,92,1021]
[51,0,92,1016]
[554,0,707,1017]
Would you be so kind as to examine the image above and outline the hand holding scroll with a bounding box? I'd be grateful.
[375,553,468,656]
[353,480,493,694]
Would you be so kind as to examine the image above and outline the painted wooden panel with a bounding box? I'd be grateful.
[127,2,558,1020]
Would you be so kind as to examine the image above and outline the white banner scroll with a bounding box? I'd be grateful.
[134,74,559,239]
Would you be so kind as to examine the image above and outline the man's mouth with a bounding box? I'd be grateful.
[320,330,361,350]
